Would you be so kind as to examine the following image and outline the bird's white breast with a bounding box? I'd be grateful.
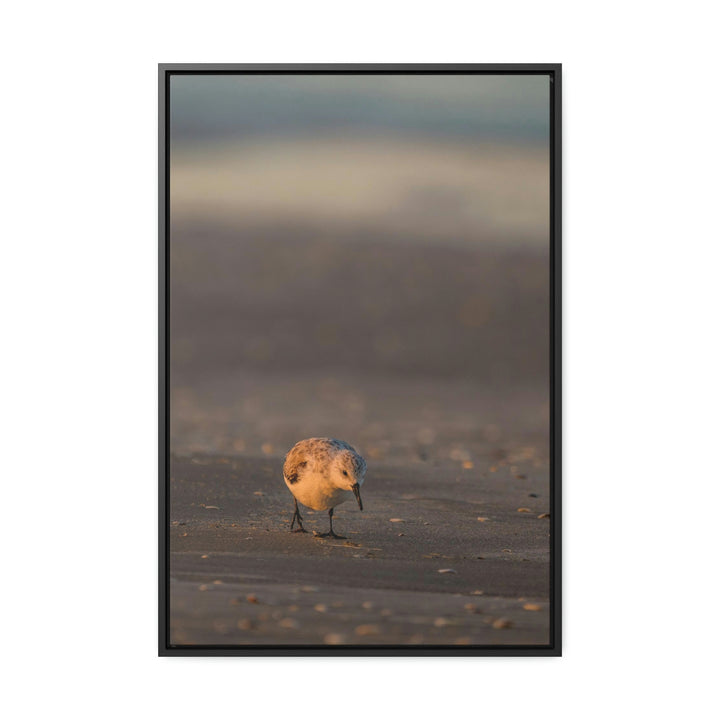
[285,471,353,511]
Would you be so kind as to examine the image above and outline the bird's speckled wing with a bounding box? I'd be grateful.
[283,443,309,484]
[284,437,364,485]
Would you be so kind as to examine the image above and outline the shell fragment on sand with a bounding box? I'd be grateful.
[355,624,381,636]
[492,618,513,629]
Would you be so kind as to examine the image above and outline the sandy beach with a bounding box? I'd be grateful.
[167,370,551,648]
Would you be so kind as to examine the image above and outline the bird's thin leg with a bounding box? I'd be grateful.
[290,498,307,533]
[318,507,345,539]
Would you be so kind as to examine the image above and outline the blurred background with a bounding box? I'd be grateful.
[169,74,550,466]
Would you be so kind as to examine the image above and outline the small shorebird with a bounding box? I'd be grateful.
[283,438,366,538]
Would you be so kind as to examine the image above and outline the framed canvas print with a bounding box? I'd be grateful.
[159,63,561,656]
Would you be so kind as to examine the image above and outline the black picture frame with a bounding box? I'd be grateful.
[159,63,561,657]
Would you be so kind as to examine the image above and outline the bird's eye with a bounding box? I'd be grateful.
[342,470,348,476]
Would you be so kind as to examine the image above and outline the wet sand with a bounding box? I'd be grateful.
[168,425,551,647]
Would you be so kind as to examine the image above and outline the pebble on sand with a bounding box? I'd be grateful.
[517,508,533,512]
[538,513,551,519]
[492,618,513,629]
[438,568,457,574]
[523,603,542,611]
[355,624,381,636]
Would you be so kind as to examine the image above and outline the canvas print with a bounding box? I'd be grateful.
[162,67,558,653]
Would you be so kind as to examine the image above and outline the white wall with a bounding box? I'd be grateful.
[2,2,718,718]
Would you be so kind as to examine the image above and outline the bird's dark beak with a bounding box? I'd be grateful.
[352,483,363,511]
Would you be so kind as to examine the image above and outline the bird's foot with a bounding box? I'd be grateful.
[291,526,308,533]
[315,531,346,539]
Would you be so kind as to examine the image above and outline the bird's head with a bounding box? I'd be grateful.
[333,449,366,510]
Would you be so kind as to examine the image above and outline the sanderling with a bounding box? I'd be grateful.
[283,437,366,538]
